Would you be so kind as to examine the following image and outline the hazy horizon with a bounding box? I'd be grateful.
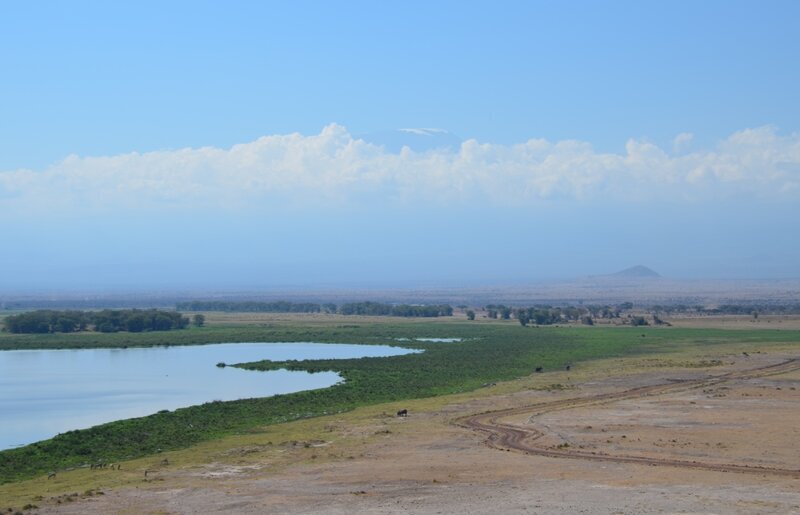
[3,2,799,293]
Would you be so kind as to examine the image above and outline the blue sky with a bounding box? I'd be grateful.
[2,1,799,290]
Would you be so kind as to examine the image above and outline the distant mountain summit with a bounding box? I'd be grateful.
[357,128,463,153]
[611,265,661,278]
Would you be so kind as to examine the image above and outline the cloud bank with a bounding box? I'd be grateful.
[2,124,799,214]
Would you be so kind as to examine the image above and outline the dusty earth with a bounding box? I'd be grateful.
[666,315,800,330]
[5,350,800,514]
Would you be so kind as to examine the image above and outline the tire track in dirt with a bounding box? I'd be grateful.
[457,358,800,477]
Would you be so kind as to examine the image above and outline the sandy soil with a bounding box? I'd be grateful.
[666,314,800,330]
[14,350,799,514]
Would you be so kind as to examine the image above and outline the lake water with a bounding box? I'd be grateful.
[0,342,415,450]
[395,337,463,343]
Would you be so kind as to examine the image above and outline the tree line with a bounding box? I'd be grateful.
[477,304,677,327]
[338,302,453,317]
[176,300,453,318]
[484,304,627,325]
[650,303,800,315]
[175,301,329,313]
[3,309,189,334]
[510,306,596,326]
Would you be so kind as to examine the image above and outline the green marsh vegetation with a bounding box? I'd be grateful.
[1,316,798,484]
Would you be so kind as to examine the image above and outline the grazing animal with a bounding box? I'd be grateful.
[47,472,56,479]
[565,365,571,371]
[742,352,750,357]
[396,409,408,417]
[535,367,543,373]
[144,470,149,478]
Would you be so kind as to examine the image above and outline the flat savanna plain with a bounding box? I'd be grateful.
[2,314,799,514]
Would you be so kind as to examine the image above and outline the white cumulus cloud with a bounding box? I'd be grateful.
[1,124,799,214]
[672,132,694,153]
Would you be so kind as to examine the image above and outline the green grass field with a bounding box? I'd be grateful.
[1,317,798,484]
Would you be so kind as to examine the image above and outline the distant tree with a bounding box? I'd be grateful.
[630,316,648,327]
[500,307,512,320]
[54,317,75,333]
[752,310,759,320]
[562,306,585,321]
[533,309,554,325]
[193,314,205,327]
[125,314,146,333]
[654,315,671,326]
[581,315,594,326]
[98,322,118,333]
[151,313,174,331]
[466,310,476,321]
[516,310,530,327]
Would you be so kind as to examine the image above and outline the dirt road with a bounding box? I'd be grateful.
[459,358,800,477]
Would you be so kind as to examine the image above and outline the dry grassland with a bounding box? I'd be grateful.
[667,314,800,330]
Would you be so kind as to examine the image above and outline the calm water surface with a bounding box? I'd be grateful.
[0,342,415,450]
[395,337,463,343]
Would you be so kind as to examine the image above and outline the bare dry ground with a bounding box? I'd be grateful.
[667,314,800,330]
[3,337,799,514]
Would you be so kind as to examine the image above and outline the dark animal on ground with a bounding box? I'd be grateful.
[535,367,543,373]
[396,409,408,417]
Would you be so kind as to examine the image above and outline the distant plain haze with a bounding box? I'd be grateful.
[2,1,799,292]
